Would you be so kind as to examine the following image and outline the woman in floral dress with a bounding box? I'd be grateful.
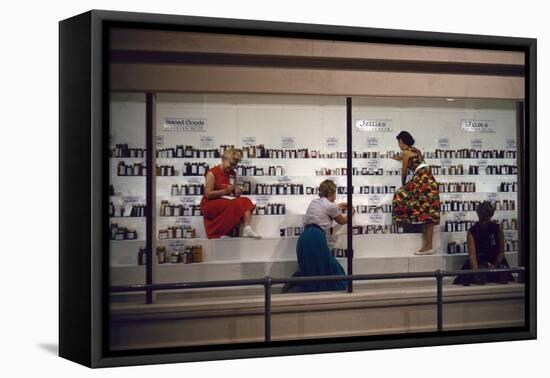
[392,131,440,254]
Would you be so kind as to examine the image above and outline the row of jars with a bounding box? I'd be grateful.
[425,149,517,159]
[109,203,146,217]
[159,201,202,217]
[156,146,220,159]
[110,144,146,158]
[440,200,517,212]
[138,245,204,265]
[110,223,138,240]
[117,161,146,176]
[158,226,197,239]
[235,165,284,176]
[438,182,476,193]
[354,204,393,213]
[171,184,204,196]
[252,203,286,215]
[358,185,397,194]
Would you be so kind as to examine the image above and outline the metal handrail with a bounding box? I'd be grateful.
[110,267,525,341]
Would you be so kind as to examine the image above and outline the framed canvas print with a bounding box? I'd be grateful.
[59,10,536,368]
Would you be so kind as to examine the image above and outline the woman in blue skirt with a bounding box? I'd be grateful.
[292,179,354,292]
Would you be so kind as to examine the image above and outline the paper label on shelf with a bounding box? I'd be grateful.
[174,218,191,226]
[200,136,215,148]
[461,120,496,133]
[453,212,467,221]
[441,159,452,167]
[368,212,384,224]
[123,196,142,204]
[506,139,517,150]
[241,136,256,146]
[368,194,382,205]
[450,193,463,200]
[187,177,202,184]
[471,139,483,150]
[367,137,379,148]
[477,159,489,169]
[487,192,498,201]
[255,195,270,205]
[163,118,207,132]
[168,240,187,251]
[156,135,164,146]
[277,176,291,183]
[438,138,450,149]
[367,159,380,169]
[326,137,339,149]
[355,119,393,132]
[504,230,517,240]
[176,197,197,205]
[240,159,252,166]
[281,137,295,149]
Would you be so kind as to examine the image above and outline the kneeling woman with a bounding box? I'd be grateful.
[296,179,354,292]
[200,148,261,239]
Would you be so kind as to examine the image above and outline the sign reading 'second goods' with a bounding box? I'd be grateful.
[163,118,207,131]
[356,119,393,132]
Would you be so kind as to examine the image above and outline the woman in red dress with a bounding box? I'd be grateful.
[200,148,261,239]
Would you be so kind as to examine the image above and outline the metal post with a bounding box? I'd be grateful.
[264,276,272,342]
[145,92,155,304]
[436,270,443,332]
[516,101,526,284]
[346,97,353,293]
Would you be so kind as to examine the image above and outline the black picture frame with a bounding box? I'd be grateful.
[59,9,537,368]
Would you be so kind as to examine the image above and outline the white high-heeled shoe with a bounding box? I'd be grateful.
[414,248,436,255]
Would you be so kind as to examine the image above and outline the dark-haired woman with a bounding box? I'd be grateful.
[453,201,514,285]
[392,131,440,254]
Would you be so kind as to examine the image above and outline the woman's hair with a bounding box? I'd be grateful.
[222,147,243,162]
[396,131,415,147]
[476,201,495,221]
[318,179,337,198]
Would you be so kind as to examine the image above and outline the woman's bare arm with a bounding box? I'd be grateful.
[204,171,232,199]
[467,230,478,270]
[493,223,505,266]
[401,150,411,186]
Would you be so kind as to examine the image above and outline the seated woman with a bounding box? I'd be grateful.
[292,179,354,292]
[453,201,514,285]
[200,147,261,239]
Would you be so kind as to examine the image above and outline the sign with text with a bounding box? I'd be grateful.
[487,192,498,201]
[471,138,483,150]
[255,195,270,205]
[281,137,295,149]
[163,118,207,132]
[461,120,496,133]
[168,239,187,251]
[241,136,256,146]
[367,137,379,148]
[123,196,142,205]
[277,176,291,183]
[176,197,197,205]
[187,177,202,184]
[367,159,381,169]
[174,218,191,226]
[368,212,384,224]
[356,119,393,132]
[200,136,215,148]
[503,230,517,240]
[506,139,517,150]
[453,212,467,221]
[156,135,164,146]
[326,137,339,149]
[477,160,489,170]
[438,138,450,149]
[368,194,382,205]
[440,159,452,167]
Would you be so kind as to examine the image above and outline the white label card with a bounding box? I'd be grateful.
[281,137,295,149]
[367,137,379,148]
[438,138,450,149]
[200,136,215,148]
[326,137,339,149]
[241,137,256,146]
[368,213,384,224]
[471,139,483,150]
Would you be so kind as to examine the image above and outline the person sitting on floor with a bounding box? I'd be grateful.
[453,201,514,285]
[284,179,354,292]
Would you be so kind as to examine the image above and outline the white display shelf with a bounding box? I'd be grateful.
[110,216,146,220]
[110,239,146,243]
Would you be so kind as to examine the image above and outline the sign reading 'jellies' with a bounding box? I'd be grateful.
[355,119,393,132]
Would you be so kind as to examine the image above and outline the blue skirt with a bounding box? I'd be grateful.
[296,226,347,292]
